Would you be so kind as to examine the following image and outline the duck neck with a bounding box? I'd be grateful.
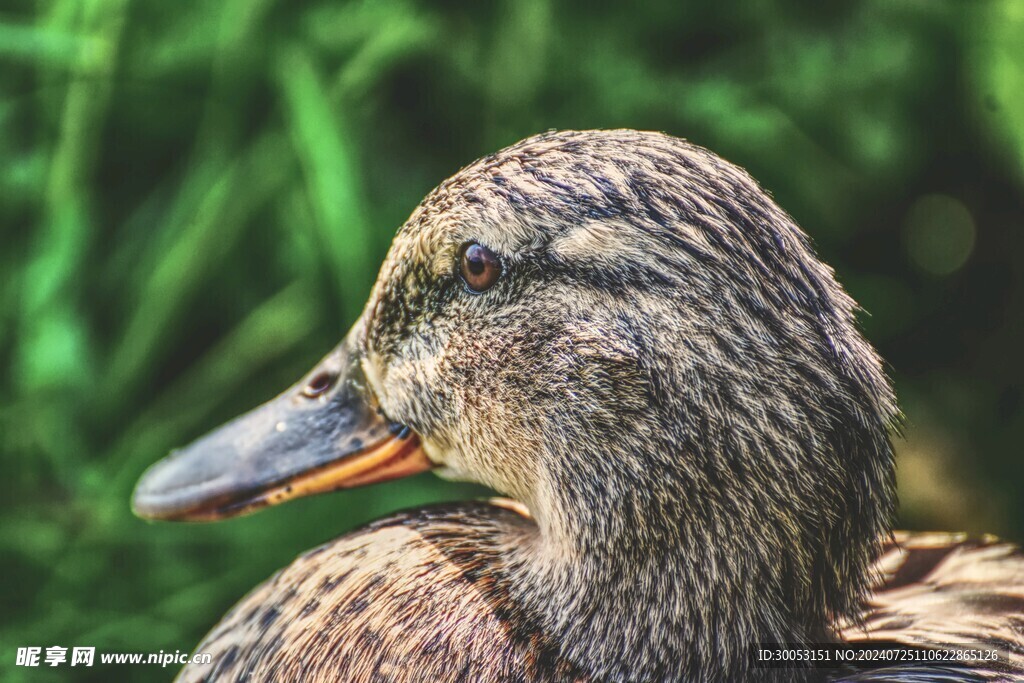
[510,453,832,682]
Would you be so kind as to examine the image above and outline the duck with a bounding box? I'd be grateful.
[132,129,1024,682]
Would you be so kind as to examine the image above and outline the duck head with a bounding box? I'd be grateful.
[134,130,898,680]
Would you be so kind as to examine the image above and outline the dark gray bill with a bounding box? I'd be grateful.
[132,331,429,521]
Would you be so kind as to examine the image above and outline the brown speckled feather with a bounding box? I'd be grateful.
[835,532,1024,681]
[181,519,1024,682]
[181,502,583,683]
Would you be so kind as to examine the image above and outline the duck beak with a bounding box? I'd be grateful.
[132,329,431,521]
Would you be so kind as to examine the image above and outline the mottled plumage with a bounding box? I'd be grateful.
[185,503,582,683]
[185,512,1024,682]
[840,533,1024,681]
[134,130,1024,682]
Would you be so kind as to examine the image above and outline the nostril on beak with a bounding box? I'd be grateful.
[388,423,412,440]
[302,371,337,398]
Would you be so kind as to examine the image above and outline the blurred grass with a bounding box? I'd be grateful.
[1,1,1023,681]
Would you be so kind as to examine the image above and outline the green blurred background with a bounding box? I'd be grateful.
[2,0,1023,680]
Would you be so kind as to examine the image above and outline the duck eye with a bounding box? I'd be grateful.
[302,371,336,398]
[458,242,502,293]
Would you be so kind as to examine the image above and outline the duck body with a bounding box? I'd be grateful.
[189,514,1024,682]
[133,130,1024,682]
